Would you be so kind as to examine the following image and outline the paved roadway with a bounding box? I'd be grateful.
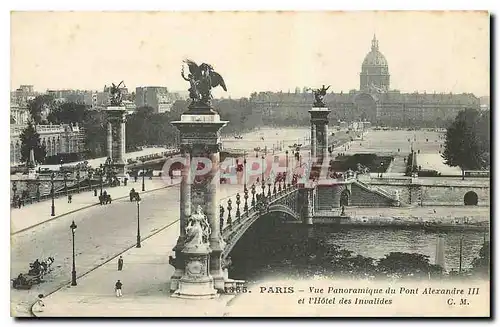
[10,182,243,316]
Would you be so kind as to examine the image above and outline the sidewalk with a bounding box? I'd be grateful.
[32,220,234,317]
[11,178,177,235]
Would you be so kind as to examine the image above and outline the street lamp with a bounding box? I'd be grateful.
[70,220,77,286]
[136,195,142,248]
[50,173,55,216]
[261,155,265,196]
[285,150,289,187]
[76,171,81,194]
[64,173,68,198]
[88,169,93,192]
[141,159,146,192]
[12,181,17,206]
[243,151,247,187]
[36,177,41,202]
[98,165,103,196]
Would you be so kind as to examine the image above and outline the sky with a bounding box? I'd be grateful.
[10,11,490,98]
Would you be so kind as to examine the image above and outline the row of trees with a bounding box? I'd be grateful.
[442,109,490,174]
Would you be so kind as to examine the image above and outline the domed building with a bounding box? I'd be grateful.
[360,35,390,93]
[249,35,480,127]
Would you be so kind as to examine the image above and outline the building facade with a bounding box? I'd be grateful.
[135,86,181,113]
[250,35,480,127]
[10,104,30,125]
[10,123,85,166]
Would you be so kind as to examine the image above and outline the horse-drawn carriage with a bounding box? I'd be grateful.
[12,257,54,290]
[99,193,112,205]
[129,189,140,202]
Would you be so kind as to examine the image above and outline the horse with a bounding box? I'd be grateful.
[99,194,112,205]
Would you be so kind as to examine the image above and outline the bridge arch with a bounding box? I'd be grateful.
[464,191,478,206]
[223,204,301,259]
[267,204,301,221]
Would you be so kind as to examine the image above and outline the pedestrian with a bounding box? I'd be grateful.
[17,198,22,209]
[118,256,123,271]
[124,177,128,186]
[94,189,97,197]
[115,280,123,297]
[68,194,72,203]
[33,294,45,313]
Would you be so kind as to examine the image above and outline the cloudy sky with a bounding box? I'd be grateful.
[11,11,489,98]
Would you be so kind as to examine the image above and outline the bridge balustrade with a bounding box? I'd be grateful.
[220,181,299,235]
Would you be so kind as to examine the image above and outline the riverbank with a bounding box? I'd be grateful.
[304,205,490,231]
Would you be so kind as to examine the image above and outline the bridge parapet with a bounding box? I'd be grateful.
[220,182,300,259]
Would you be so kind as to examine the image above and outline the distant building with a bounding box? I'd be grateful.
[10,104,29,125]
[122,100,136,112]
[135,86,182,113]
[11,85,37,107]
[250,35,480,127]
[10,123,85,166]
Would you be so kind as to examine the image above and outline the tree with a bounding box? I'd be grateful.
[442,108,490,178]
[471,240,490,277]
[81,111,107,158]
[376,252,442,277]
[19,121,46,164]
[47,102,87,124]
[27,95,54,124]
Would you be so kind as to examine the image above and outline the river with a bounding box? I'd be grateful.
[229,213,487,282]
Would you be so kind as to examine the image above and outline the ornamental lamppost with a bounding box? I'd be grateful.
[12,181,17,205]
[98,165,104,196]
[76,171,81,194]
[88,169,93,192]
[243,150,247,184]
[285,150,289,188]
[261,155,265,195]
[63,173,68,197]
[70,220,77,286]
[36,177,41,201]
[136,194,142,248]
[50,173,55,216]
[141,159,146,192]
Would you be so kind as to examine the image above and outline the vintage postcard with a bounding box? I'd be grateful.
[10,11,490,317]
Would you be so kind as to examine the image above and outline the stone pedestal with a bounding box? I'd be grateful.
[172,244,218,299]
[309,107,331,165]
[299,187,315,225]
[170,104,228,296]
[106,106,127,177]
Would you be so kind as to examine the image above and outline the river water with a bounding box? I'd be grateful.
[229,215,487,281]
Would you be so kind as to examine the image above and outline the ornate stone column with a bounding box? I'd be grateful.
[170,103,228,298]
[310,124,316,159]
[107,122,112,160]
[169,146,191,292]
[309,107,331,165]
[106,106,127,177]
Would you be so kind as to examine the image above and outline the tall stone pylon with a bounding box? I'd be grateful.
[170,101,228,298]
[106,106,127,178]
[309,107,331,165]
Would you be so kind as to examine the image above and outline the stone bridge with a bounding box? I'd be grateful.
[219,182,302,260]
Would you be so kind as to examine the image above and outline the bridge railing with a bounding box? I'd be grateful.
[220,180,299,237]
